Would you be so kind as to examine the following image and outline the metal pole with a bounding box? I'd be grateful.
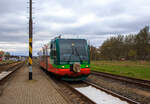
[29,0,33,80]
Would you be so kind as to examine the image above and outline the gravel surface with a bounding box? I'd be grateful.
[88,75,150,104]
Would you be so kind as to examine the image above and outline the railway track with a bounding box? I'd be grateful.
[84,80,139,104]
[0,61,18,66]
[58,79,140,104]
[0,61,22,73]
[64,80,139,104]
[41,67,95,104]
[91,71,150,89]
[61,81,96,104]
[42,68,140,104]
[0,62,24,85]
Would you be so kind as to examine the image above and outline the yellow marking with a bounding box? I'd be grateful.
[29,57,32,65]
[29,45,32,53]
[29,38,32,42]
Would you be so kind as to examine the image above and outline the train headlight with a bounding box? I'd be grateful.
[62,66,65,68]
[86,65,88,68]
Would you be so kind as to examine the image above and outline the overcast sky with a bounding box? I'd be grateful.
[0,0,150,56]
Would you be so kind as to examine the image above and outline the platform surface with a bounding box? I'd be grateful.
[0,64,69,104]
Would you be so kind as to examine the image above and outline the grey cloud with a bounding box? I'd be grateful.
[42,16,77,24]
[0,0,150,55]
[110,15,150,33]
[0,0,26,14]
[0,33,28,43]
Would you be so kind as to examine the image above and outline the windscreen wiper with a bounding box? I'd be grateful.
[74,47,83,63]
[67,47,74,63]
[67,46,83,63]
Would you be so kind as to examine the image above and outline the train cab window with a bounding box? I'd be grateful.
[50,41,57,60]
[50,43,53,58]
[59,39,89,62]
[53,42,56,59]
[50,43,53,49]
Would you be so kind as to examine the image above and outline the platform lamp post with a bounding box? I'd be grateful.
[28,0,33,80]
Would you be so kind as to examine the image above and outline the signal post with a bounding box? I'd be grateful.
[29,0,33,80]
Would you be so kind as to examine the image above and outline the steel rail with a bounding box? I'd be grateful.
[91,71,150,89]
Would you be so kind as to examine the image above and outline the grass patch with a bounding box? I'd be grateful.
[91,61,150,80]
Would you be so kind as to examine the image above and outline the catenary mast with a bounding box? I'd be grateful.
[28,0,33,80]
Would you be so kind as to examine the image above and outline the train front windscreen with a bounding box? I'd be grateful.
[58,39,89,63]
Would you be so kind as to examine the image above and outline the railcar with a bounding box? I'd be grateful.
[38,37,90,81]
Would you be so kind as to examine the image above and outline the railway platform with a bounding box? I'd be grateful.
[0,63,69,104]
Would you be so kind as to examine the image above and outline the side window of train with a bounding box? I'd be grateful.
[53,42,56,59]
[53,41,57,64]
[50,43,53,58]
[50,43,53,49]
[42,49,44,61]
[50,41,56,60]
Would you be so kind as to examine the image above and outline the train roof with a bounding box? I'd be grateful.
[52,38,86,41]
